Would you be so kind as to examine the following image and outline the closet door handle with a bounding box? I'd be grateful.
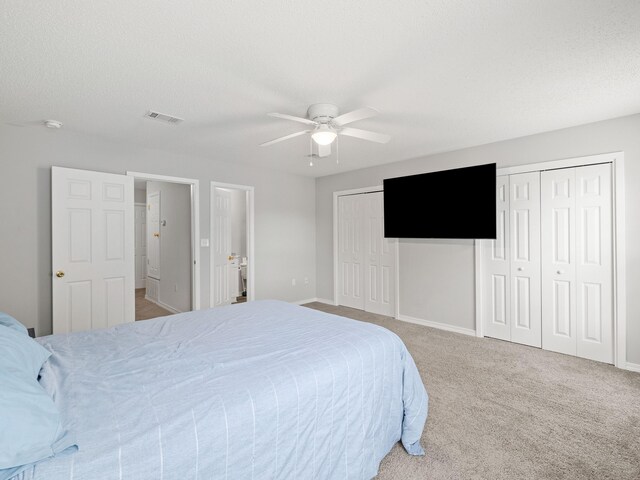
[556,270,563,275]
[517,267,523,271]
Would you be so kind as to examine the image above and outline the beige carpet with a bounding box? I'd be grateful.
[303,302,640,480]
[135,288,171,321]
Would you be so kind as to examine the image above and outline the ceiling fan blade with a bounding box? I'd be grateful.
[339,127,390,144]
[332,107,379,126]
[267,112,318,126]
[317,143,332,158]
[260,130,310,147]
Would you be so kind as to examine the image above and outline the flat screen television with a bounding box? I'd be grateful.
[383,163,496,239]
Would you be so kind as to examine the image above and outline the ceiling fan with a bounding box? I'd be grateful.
[260,103,390,159]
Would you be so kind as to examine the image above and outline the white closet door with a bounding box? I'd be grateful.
[364,192,395,316]
[541,169,577,355]
[509,172,541,347]
[575,164,613,363]
[338,195,365,309]
[482,176,511,341]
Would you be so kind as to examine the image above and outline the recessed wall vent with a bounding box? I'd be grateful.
[144,110,184,125]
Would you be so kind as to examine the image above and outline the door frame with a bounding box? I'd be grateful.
[332,186,400,319]
[126,171,201,310]
[210,181,255,304]
[474,151,627,369]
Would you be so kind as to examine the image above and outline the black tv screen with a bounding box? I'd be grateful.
[383,163,496,239]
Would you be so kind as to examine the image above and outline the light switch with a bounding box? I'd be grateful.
[200,238,210,248]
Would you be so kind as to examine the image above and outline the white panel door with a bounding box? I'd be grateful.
[146,192,161,280]
[364,192,395,316]
[509,172,541,347]
[212,188,232,306]
[134,204,147,289]
[541,168,577,355]
[52,167,134,334]
[482,176,511,341]
[575,164,612,363]
[338,195,365,310]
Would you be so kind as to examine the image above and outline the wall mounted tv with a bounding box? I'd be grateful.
[383,163,496,239]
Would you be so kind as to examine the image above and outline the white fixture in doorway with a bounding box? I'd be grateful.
[126,171,201,311]
[210,181,255,307]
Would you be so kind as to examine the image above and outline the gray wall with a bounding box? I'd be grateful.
[0,124,316,336]
[229,188,248,258]
[316,113,640,364]
[147,181,192,313]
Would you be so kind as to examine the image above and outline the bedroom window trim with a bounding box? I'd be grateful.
[126,171,201,311]
[474,151,627,370]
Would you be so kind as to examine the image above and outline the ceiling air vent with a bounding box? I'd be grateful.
[144,110,184,125]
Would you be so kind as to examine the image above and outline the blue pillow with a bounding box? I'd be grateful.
[0,324,51,379]
[0,371,77,477]
[0,312,28,336]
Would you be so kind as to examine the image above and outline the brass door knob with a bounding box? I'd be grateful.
[228,255,234,261]
[153,232,160,237]
[55,270,65,278]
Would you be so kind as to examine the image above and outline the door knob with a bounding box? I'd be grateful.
[557,270,563,274]
[153,232,160,238]
[55,270,65,278]
[517,267,523,271]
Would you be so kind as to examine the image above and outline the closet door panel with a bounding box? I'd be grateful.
[482,176,511,341]
[509,172,541,347]
[364,192,395,316]
[575,164,612,363]
[338,195,365,310]
[541,169,577,355]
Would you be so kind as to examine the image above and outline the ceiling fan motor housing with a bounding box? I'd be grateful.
[307,103,339,125]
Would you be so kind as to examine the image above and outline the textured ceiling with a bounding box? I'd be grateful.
[2,1,640,177]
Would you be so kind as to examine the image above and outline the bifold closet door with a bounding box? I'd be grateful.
[509,172,541,348]
[541,164,612,363]
[575,164,612,363]
[363,192,395,316]
[482,176,511,341]
[338,195,365,309]
[541,168,577,356]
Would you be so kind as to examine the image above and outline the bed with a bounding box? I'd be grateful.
[8,300,428,480]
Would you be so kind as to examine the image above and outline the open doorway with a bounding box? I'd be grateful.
[210,182,255,307]
[129,172,201,320]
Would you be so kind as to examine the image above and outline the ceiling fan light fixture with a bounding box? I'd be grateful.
[311,125,337,145]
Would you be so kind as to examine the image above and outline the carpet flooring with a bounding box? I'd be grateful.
[303,302,640,480]
[135,288,171,321]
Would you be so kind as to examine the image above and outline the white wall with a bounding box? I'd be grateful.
[229,188,247,258]
[134,188,146,203]
[316,113,640,365]
[147,181,192,313]
[0,124,316,336]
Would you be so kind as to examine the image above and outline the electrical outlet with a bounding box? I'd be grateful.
[304,276,309,285]
[291,278,297,287]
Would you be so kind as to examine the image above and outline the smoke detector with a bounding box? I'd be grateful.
[44,120,63,129]
[144,110,184,125]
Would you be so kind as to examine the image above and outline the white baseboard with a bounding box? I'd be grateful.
[315,298,337,306]
[145,296,182,315]
[397,314,477,337]
[624,362,640,373]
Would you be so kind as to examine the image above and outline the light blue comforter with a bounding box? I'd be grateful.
[18,300,428,479]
